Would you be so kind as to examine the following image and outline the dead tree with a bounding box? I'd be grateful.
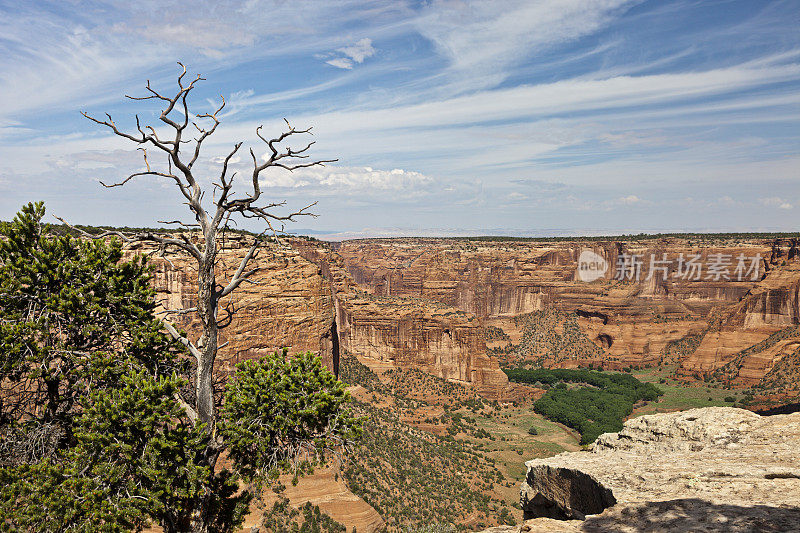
[65,63,335,495]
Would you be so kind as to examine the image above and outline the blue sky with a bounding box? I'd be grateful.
[1,0,798,238]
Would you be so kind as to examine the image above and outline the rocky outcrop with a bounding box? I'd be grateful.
[511,407,800,531]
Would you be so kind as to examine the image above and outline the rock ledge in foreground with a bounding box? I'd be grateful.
[513,407,800,531]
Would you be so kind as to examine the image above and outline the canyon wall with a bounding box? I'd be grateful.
[139,235,338,374]
[290,239,509,398]
[332,238,800,388]
[140,235,509,398]
[137,234,798,398]
[684,260,800,387]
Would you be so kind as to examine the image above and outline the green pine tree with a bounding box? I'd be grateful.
[0,203,361,532]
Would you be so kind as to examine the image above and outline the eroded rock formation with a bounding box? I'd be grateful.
[680,261,800,386]
[505,407,800,532]
[332,238,800,390]
[140,235,509,398]
[138,234,798,399]
[140,236,339,373]
[290,239,509,398]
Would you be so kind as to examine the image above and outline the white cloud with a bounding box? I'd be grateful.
[337,38,376,64]
[257,165,433,195]
[285,61,800,140]
[618,195,641,205]
[600,130,672,147]
[210,154,241,165]
[326,58,354,70]
[0,2,395,120]
[414,0,639,90]
[2,1,799,233]
[759,197,794,210]
[324,38,376,69]
[0,118,33,139]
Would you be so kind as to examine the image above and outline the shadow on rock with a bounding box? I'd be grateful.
[581,499,800,533]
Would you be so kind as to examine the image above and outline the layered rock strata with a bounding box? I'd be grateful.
[680,261,800,384]
[333,238,800,387]
[133,235,509,398]
[137,234,798,398]
[139,236,338,373]
[290,239,509,398]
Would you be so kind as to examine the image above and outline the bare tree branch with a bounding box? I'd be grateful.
[52,215,202,260]
[217,232,265,299]
[161,319,202,362]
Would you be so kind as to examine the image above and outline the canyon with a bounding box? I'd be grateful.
[328,237,800,398]
[136,233,800,531]
[145,235,800,403]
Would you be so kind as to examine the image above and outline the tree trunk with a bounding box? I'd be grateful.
[196,237,218,430]
[193,234,220,533]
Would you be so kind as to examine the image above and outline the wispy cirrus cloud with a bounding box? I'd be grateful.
[413,0,640,91]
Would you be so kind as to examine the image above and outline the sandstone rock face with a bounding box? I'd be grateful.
[290,239,509,398]
[131,235,509,399]
[516,407,800,531]
[139,237,339,373]
[332,238,800,388]
[333,239,768,321]
[137,235,798,398]
[679,261,800,384]
[336,297,508,396]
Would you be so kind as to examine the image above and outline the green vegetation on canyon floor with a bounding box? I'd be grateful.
[503,368,663,444]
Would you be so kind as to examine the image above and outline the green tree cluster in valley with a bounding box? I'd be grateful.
[503,367,662,445]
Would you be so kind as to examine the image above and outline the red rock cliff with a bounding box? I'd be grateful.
[330,237,800,389]
[138,235,339,374]
[290,239,509,399]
